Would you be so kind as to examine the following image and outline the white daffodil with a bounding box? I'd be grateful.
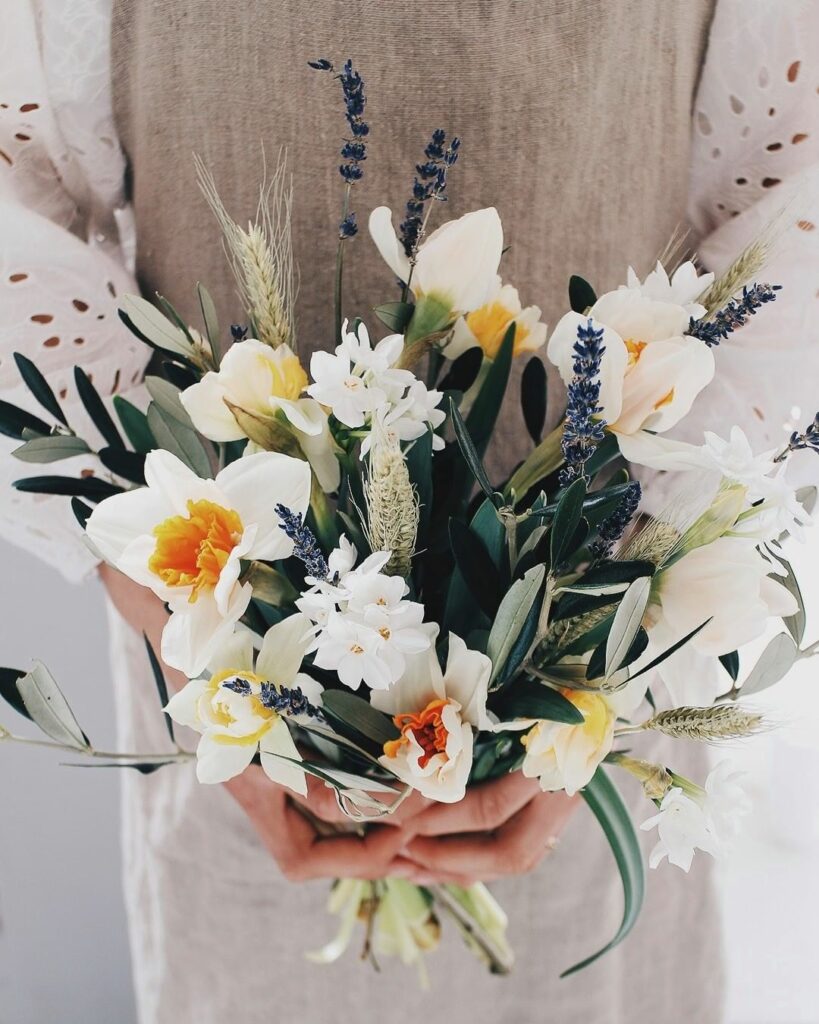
[369,206,503,315]
[626,260,714,318]
[372,625,492,803]
[641,760,750,871]
[619,427,812,543]
[516,679,646,796]
[301,549,431,690]
[164,617,321,794]
[86,449,311,676]
[643,535,798,704]
[445,281,548,360]
[360,381,446,457]
[548,273,715,440]
[180,339,341,493]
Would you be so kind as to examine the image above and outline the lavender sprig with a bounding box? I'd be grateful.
[309,58,369,239]
[399,129,461,258]
[590,481,642,560]
[275,504,329,580]
[559,319,607,485]
[775,412,819,462]
[221,676,323,720]
[687,283,781,347]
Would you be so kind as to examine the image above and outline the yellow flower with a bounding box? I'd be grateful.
[446,283,547,360]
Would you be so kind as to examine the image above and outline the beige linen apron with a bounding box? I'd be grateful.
[110,3,723,1021]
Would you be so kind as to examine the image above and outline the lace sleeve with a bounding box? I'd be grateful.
[0,0,149,582]
[637,0,819,511]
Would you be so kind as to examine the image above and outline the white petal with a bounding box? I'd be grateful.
[277,397,324,436]
[547,312,627,425]
[195,731,257,784]
[216,451,312,560]
[164,678,209,731]
[415,208,503,313]
[85,486,170,566]
[370,623,441,715]
[207,629,256,676]
[143,449,222,514]
[259,719,308,795]
[180,373,245,441]
[161,585,251,677]
[616,431,710,472]
[440,633,492,729]
[368,206,411,282]
[256,612,313,686]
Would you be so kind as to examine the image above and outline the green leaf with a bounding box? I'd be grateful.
[604,576,651,679]
[464,324,515,452]
[491,678,583,724]
[487,565,545,685]
[13,475,123,502]
[196,282,221,359]
[449,519,504,620]
[321,691,400,747]
[740,633,799,697]
[74,367,125,449]
[143,634,175,743]
[12,435,92,463]
[550,477,587,568]
[0,399,51,440]
[71,497,93,529]
[562,767,645,976]
[13,353,68,426]
[625,619,712,683]
[119,294,194,359]
[373,301,414,333]
[145,376,196,429]
[16,661,89,749]
[719,651,740,682]
[774,555,807,646]
[98,447,146,485]
[146,404,213,478]
[444,497,506,635]
[554,560,654,622]
[0,667,31,720]
[244,562,299,606]
[405,430,433,546]
[438,347,483,394]
[113,396,156,454]
[583,432,620,478]
[449,397,495,501]
[568,275,597,314]
[521,356,547,444]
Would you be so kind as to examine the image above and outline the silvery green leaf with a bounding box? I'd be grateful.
[796,485,817,517]
[17,661,89,749]
[771,555,807,646]
[146,404,212,478]
[120,294,194,359]
[317,768,398,794]
[517,523,547,563]
[196,282,221,359]
[12,435,91,463]
[145,376,195,428]
[556,581,631,597]
[604,576,651,679]
[487,565,545,684]
[740,633,798,696]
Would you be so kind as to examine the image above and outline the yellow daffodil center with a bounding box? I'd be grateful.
[465,301,530,359]
[624,338,648,367]
[384,698,451,768]
[562,688,611,744]
[267,350,308,401]
[149,499,244,602]
[206,670,275,746]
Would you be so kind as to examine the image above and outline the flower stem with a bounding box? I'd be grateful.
[334,184,352,344]
[0,731,192,764]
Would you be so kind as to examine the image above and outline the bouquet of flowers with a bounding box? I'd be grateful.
[2,59,817,982]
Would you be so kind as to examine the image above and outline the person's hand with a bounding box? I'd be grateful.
[401,771,578,886]
[223,766,423,881]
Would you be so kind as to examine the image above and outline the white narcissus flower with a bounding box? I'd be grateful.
[164,617,322,794]
[302,550,431,691]
[515,678,646,796]
[368,206,503,314]
[643,536,798,705]
[180,339,341,493]
[641,761,750,871]
[626,260,714,318]
[86,449,311,676]
[548,270,715,440]
[445,281,548,360]
[371,625,492,803]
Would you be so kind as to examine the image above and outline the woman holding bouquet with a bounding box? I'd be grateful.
[1,1,818,1021]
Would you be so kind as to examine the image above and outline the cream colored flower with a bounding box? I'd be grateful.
[164,617,320,793]
[368,206,503,315]
[371,625,492,802]
[446,282,547,360]
[86,449,311,676]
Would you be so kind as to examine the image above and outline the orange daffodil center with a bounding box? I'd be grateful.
[149,499,244,602]
[384,697,452,768]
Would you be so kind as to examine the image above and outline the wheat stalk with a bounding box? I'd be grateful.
[195,152,296,350]
[364,429,419,578]
[642,704,763,741]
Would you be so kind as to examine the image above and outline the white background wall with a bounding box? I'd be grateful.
[1,536,818,1024]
